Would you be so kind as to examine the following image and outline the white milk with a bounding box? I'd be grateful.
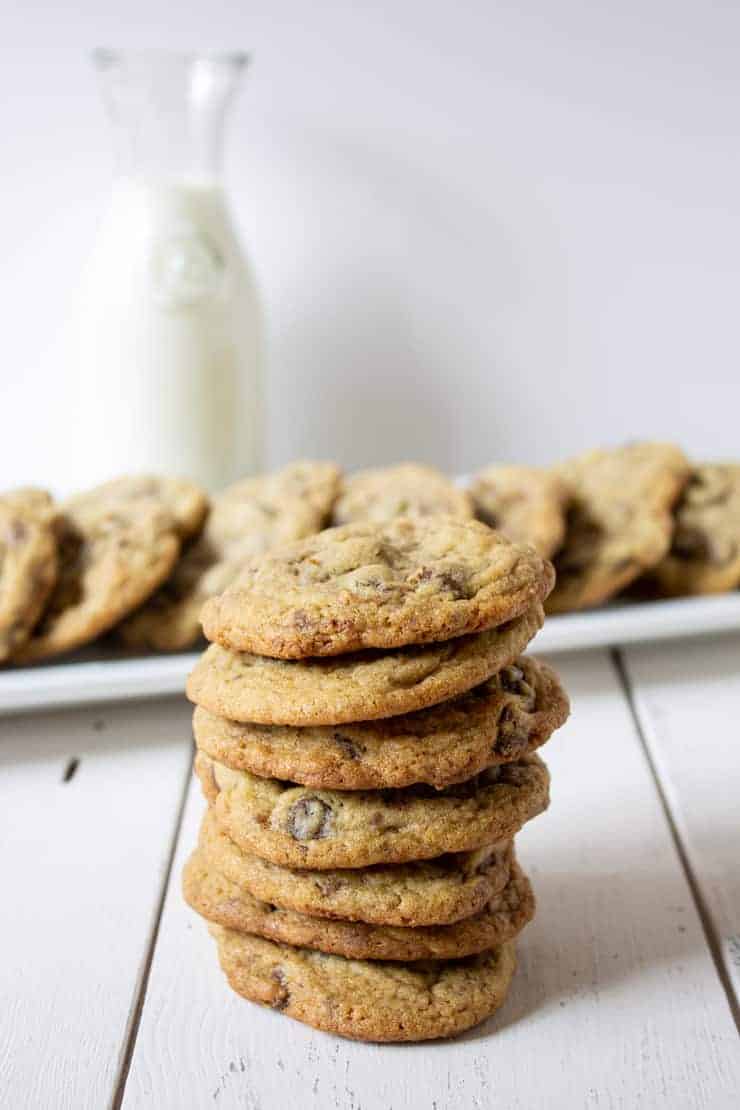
[72,180,261,490]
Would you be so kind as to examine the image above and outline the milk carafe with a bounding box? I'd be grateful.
[72,50,261,490]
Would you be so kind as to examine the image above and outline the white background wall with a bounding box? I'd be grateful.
[2,1,739,492]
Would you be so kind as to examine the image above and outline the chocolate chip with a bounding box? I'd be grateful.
[499,664,525,692]
[271,967,290,1010]
[498,665,536,709]
[557,547,591,573]
[376,540,404,569]
[495,706,532,758]
[557,516,601,571]
[672,525,709,560]
[286,796,334,840]
[333,732,361,760]
[437,565,473,599]
[686,470,730,507]
[292,609,314,630]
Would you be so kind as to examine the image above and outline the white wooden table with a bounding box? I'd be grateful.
[2,637,739,1109]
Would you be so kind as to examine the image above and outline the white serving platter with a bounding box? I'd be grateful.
[1,593,740,716]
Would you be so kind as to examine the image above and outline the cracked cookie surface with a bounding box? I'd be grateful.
[187,605,544,725]
[195,750,549,869]
[185,848,533,960]
[13,486,181,663]
[193,655,568,789]
[197,808,514,926]
[547,443,690,613]
[211,925,517,1041]
[470,464,570,558]
[0,489,58,661]
[118,461,341,652]
[639,464,740,596]
[333,463,473,525]
[201,516,554,658]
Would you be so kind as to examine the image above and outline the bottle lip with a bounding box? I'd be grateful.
[92,48,250,70]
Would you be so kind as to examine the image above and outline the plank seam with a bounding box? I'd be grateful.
[110,745,195,1110]
[611,647,740,1034]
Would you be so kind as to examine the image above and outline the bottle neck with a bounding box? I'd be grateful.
[94,49,247,184]
[108,115,218,184]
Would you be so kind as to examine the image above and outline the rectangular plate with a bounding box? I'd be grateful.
[1,593,740,716]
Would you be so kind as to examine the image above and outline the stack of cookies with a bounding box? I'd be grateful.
[183,516,569,1042]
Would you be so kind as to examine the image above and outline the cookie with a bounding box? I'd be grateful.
[74,475,208,540]
[118,461,341,652]
[211,925,517,1041]
[2,487,56,515]
[195,750,549,869]
[202,516,553,659]
[0,489,58,661]
[13,488,181,663]
[198,808,514,926]
[187,605,544,726]
[333,463,473,525]
[640,464,740,596]
[470,464,570,558]
[184,847,533,960]
[547,443,690,613]
[193,656,568,789]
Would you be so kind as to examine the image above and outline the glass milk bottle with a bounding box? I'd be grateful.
[73,49,262,490]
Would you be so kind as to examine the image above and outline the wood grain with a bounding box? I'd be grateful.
[122,650,740,1109]
[621,633,740,1017]
[0,697,192,1110]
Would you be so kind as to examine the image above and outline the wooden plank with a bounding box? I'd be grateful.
[620,632,740,1015]
[0,698,193,1110]
[123,650,740,1110]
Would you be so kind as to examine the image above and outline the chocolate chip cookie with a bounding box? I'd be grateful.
[200,516,554,658]
[187,605,544,725]
[470,464,570,558]
[198,808,514,926]
[0,489,58,661]
[184,848,533,960]
[77,475,208,540]
[547,442,690,613]
[13,487,181,663]
[211,925,517,1041]
[193,655,568,789]
[118,461,341,652]
[333,463,473,525]
[640,464,740,596]
[195,750,549,869]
